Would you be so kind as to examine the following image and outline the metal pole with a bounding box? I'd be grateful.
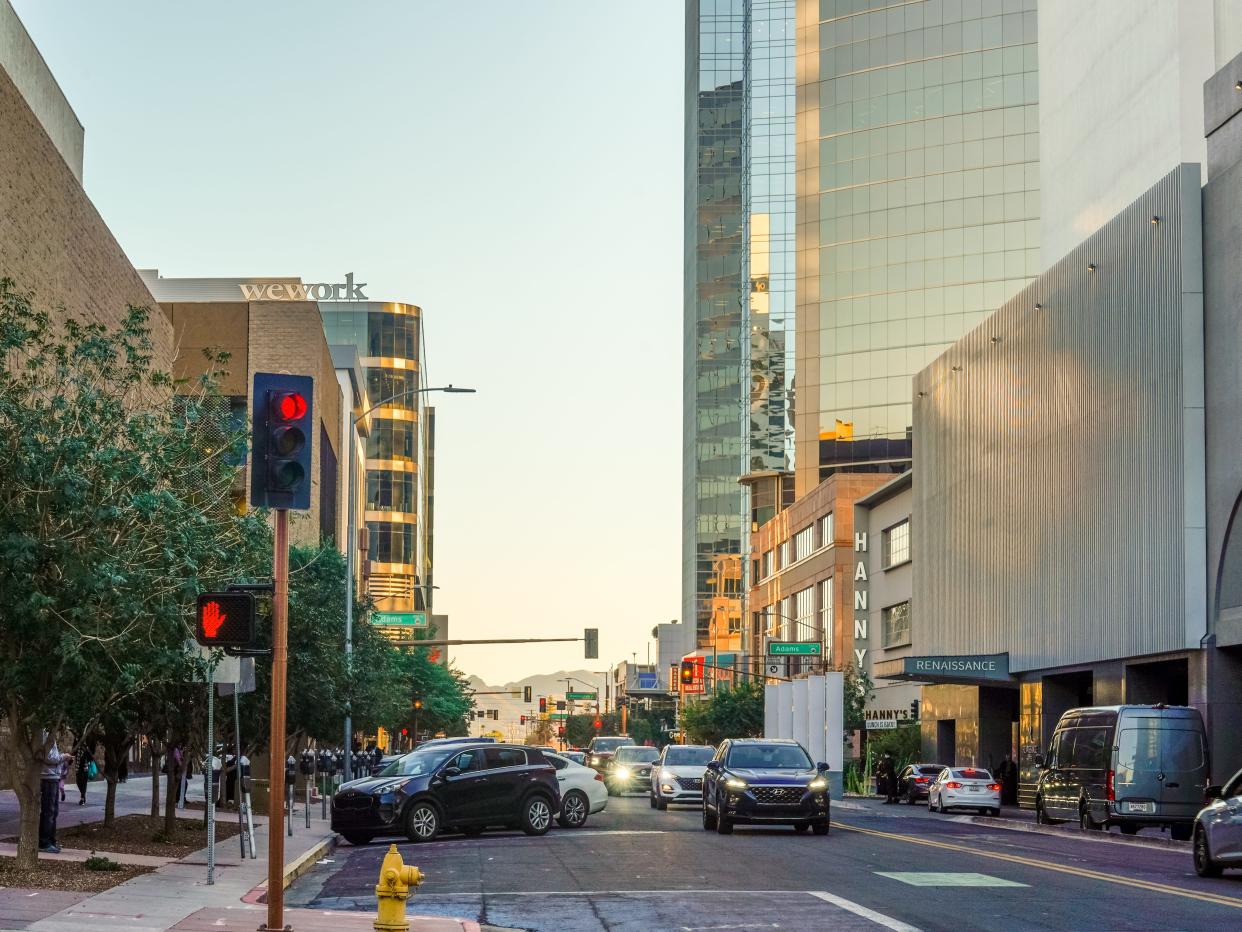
[304,775,310,828]
[233,689,245,860]
[206,661,215,886]
[265,508,289,931]
[344,413,356,784]
[287,780,293,837]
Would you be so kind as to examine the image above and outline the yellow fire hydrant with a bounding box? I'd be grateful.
[374,843,424,932]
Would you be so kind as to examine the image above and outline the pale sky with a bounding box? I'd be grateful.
[15,0,684,685]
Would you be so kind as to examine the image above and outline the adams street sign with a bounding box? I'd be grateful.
[767,641,822,656]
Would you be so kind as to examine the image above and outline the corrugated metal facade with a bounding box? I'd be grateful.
[912,165,1206,673]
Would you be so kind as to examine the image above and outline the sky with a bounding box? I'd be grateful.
[14,0,685,685]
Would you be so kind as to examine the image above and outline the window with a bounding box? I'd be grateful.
[794,525,816,561]
[778,539,791,568]
[883,519,910,567]
[366,521,416,565]
[819,578,833,645]
[485,748,527,769]
[818,513,835,548]
[882,601,911,648]
[367,368,419,408]
[366,418,418,462]
[447,750,482,773]
[762,550,774,579]
[367,471,417,513]
[794,587,815,640]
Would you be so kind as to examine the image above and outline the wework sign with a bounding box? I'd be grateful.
[239,273,367,302]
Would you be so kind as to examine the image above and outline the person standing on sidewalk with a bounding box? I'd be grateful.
[997,754,1018,806]
[38,732,64,853]
[877,752,898,804]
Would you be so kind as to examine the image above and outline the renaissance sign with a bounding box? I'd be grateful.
[901,653,1011,682]
[238,272,368,302]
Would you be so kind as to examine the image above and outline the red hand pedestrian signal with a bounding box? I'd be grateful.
[201,600,225,638]
[195,592,256,648]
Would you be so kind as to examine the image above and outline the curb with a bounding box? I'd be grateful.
[242,832,339,904]
[960,815,1191,852]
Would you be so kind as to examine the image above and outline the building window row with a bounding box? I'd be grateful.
[882,600,911,649]
[367,368,419,408]
[367,418,419,462]
[366,470,417,514]
[366,521,416,566]
[757,512,838,582]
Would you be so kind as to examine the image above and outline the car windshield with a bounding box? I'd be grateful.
[952,768,992,780]
[377,747,455,777]
[614,746,660,764]
[592,738,630,753]
[727,744,812,770]
[664,747,715,766]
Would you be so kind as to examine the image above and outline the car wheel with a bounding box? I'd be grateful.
[794,822,809,833]
[656,796,668,811]
[812,820,830,835]
[1079,803,1101,832]
[521,794,553,836]
[928,794,937,813]
[906,790,916,805]
[341,832,373,846]
[702,796,717,831]
[1119,823,1139,835]
[558,790,589,829]
[1170,823,1193,842]
[649,792,657,809]
[716,812,734,835]
[1194,825,1223,877]
[1035,798,1052,825]
[404,800,440,843]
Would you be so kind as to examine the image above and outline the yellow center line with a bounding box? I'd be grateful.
[834,821,1242,911]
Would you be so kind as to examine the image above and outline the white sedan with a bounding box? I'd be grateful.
[650,744,716,810]
[545,752,608,828]
[928,766,1001,816]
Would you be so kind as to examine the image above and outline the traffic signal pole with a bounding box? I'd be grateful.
[264,508,290,932]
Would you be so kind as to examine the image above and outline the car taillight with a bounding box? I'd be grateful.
[594,772,605,782]
[915,777,929,784]
[1106,770,1114,802]
[987,783,1001,791]
[945,781,962,789]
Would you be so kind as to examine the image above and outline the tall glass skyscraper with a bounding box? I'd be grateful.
[685,0,796,649]
[795,0,1040,495]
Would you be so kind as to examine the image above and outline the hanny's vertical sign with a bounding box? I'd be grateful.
[853,531,868,669]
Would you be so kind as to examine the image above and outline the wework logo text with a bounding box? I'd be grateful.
[239,272,367,302]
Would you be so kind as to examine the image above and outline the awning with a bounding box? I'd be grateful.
[874,652,1012,685]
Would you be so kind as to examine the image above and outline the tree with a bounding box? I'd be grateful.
[841,663,873,733]
[565,712,619,748]
[680,682,765,746]
[0,282,268,866]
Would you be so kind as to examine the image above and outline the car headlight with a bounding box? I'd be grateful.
[590,757,600,765]
[372,780,407,795]
[808,776,828,791]
[725,777,748,790]
[660,770,676,782]
[615,767,631,780]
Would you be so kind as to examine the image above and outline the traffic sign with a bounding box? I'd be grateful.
[373,611,428,627]
[549,713,567,720]
[195,592,256,648]
[567,691,597,700]
[767,641,822,656]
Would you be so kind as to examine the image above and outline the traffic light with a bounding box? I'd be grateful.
[558,726,565,737]
[556,701,566,711]
[413,698,423,711]
[680,660,696,686]
[520,715,526,725]
[195,592,256,649]
[523,685,532,703]
[401,728,408,736]
[584,628,599,659]
[539,697,547,714]
[251,372,314,510]
[593,718,602,729]
[909,699,920,720]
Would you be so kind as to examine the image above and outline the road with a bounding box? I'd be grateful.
[287,793,1242,931]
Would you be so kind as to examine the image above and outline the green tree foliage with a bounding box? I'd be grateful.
[679,681,765,746]
[841,663,873,732]
[0,283,268,866]
[864,723,921,771]
[564,712,619,748]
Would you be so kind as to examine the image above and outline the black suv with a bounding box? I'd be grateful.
[331,742,560,844]
[702,739,831,835]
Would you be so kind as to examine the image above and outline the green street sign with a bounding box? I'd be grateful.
[566,692,598,700]
[768,641,822,656]
[549,713,568,720]
[373,611,428,628]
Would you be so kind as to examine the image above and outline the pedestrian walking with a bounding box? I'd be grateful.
[38,731,64,853]
[997,753,1019,806]
[74,742,95,805]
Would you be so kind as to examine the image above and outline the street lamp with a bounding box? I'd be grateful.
[343,384,475,780]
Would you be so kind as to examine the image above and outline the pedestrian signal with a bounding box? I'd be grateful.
[195,592,256,648]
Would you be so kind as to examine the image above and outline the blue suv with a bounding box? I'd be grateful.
[701,739,831,835]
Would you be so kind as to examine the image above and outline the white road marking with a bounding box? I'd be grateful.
[808,890,923,931]
[875,871,1027,888]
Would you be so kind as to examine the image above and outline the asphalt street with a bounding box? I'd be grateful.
[287,793,1242,931]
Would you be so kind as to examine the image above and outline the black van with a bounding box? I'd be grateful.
[1034,705,1209,840]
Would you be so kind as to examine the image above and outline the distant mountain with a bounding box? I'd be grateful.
[464,669,607,742]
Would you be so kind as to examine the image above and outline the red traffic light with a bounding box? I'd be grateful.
[538,697,546,713]
[401,728,408,736]
[195,592,256,648]
[272,391,307,421]
[520,715,526,724]
[593,718,602,729]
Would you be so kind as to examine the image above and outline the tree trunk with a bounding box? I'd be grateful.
[101,736,130,828]
[163,754,179,837]
[6,716,47,870]
[149,744,162,818]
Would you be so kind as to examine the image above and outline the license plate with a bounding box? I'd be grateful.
[1126,801,1155,814]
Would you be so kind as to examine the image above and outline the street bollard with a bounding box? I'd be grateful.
[373,844,424,932]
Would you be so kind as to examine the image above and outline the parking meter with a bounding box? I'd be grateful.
[284,755,296,787]
[299,749,314,776]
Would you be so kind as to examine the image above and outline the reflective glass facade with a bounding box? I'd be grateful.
[685,0,796,648]
[796,0,1040,494]
[322,301,430,612]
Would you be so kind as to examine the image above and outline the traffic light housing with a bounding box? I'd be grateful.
[195,592,256,649]
[909,699,920,720]
[251,372,314,510]
[680,660,696,686]
[538,697,547,714]
[523,686,532,703]
[520,715,526,725]
[584,628,598,659]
